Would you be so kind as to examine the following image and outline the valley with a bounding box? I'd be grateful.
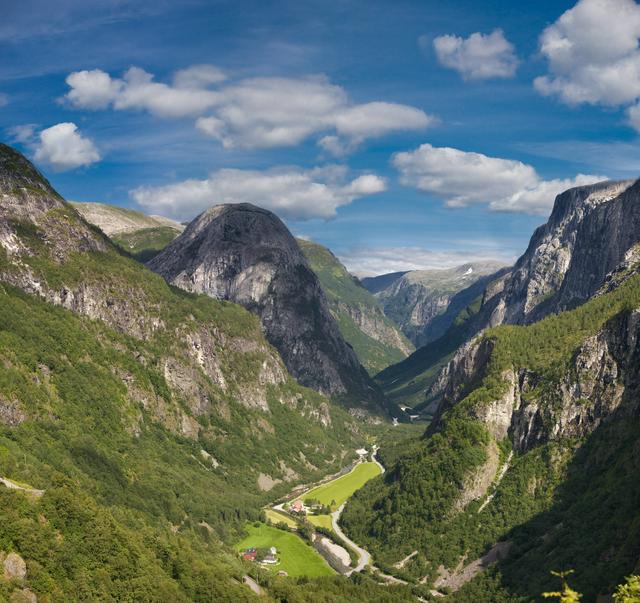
[2,122,640,601]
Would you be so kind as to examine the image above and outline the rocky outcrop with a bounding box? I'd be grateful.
[453,439,500,512]
[0,397,26,427]
[363,263,507,347]
[149,204,384,410]
[2,552,27,580]
[431,308,640,455]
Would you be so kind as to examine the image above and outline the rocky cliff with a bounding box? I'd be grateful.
[475,179,640,329]
[379,179,640,409]
[297,238,413,375]
[362,263,506,347]
[148,203,386,412]
[430,304,640,455]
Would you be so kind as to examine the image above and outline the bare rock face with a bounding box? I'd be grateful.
[476,179,640,329]
[0,397,26,426]
[431,308,640,455]
[3,551,27,580]
[427,178,640,434]
[148,203,383,410]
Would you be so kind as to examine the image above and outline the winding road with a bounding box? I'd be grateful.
[331,502,370,574]
[329,446,385,575]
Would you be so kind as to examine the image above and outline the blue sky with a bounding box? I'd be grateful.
[2,0,640,274]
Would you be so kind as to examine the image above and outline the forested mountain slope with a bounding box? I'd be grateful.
[342,253,640,600]
[0,143,406,601]
[297,239,413,375]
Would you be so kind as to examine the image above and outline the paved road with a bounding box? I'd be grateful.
[329,448,406,581]
[268,448,406,584]
[331,503,371,574]
[243,575,263,596]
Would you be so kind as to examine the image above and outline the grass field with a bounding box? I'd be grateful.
[307,514,333,529]
[265,509,298,529]
[298,462,382,510]
[235,523,334,577]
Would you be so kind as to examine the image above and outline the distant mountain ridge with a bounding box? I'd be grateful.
[148,203,390,415]
[72,201,183,236]
[360,271,408,294]
[363,262,507,347]
[73,201,183,262]
[297,238,413,375]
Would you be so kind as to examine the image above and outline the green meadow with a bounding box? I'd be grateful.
[299,462,382,510]
[265,508,298,529]
[235,523,334,577]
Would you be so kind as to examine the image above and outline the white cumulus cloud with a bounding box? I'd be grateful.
[433,29,519,80]
[393,143,605,215]
[130,165,386,221]
[34,122,101,171]
[65,67,220,118]
[535,0,640,130]
[63,66,433,151]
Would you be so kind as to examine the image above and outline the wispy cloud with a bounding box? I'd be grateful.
[337,246,514,277]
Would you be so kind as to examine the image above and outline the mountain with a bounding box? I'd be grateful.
[0,144,398,601]
[360,271,408,294]
[148,203,390,415]
[362,263,507,348]
[469,179,640,329]
[340,180,640,600]
[376,180,640,409]
[72,204,411,377]
[73,201,183,262]
[297,239,413,375]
